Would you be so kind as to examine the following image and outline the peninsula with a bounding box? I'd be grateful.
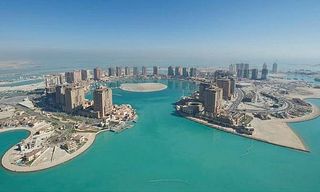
[175,64,320,152]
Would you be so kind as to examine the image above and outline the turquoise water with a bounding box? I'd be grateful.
[1,80,320,192]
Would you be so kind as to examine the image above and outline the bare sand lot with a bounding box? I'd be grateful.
[120,83,167,92]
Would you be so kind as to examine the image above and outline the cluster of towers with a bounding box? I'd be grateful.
[229,63,278,80]
[167,66,197,77]
[199,77,236,117]
[45,68,113,118]
[92,66,152,81]
[54,84,113,119]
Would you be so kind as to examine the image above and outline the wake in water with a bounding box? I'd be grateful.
[147,179,190,185]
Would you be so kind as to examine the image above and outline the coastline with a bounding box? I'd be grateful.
[179,100,320,152]
[1,128,97,172]
[0,126,134,173]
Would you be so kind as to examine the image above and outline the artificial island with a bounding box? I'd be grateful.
[1,63,320,172]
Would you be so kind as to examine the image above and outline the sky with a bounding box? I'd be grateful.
[0,0,320,69]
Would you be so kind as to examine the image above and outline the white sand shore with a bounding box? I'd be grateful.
[120,83,167,92]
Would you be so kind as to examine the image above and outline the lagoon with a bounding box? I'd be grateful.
[0,80,320,192]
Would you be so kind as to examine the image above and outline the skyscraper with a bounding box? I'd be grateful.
[263,63,268,69]
[81,69,89,81]
[236,63,244,78]
[261,63,268,80]
[116,66,122,77]
[229,64,236,74]
[175,66,182,77]
[182,67,189,77]
[272,63,278,74]
[59,73,65,84]
[65,85,85,113]
[125,66,131,76]
[93,67,102,81]
[243,64,250,78]
[65,72,73,83]
[230,78,236,96]
[216,79,231,100]
[199,83,211,102]
[93,87,113,118]
[168,66,174,76]
[251,68,258,80]
[189,67,197,77]
[133,67,139,76]
[55,85,66,107]
[65,70,81,83]
[203,87,223,117]
[44,74,61,88]
[153,66,159,75]
[74,70,82,83]
[142,66,147,76]
[108,67,115,76]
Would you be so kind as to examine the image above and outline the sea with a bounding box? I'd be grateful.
[1,79,320,192]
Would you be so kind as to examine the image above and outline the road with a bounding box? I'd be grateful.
[228,88,293,114]
[229,88,244,112]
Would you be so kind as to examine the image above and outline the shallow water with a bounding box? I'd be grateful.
[0,80,320,192]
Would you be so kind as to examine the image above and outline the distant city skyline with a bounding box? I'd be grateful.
[1,0,320,69]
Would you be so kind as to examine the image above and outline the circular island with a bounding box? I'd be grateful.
[120,83,167,92]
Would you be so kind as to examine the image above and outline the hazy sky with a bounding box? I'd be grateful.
[0,0,320,69]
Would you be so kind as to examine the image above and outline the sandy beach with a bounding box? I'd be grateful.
[120,83,167,92]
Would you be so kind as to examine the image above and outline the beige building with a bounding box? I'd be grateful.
[65,70,82,83]
[216,79,231,100]
[93,87,113,118]
[93,67,102,81]
[73,70,82,83]
[65,85,85,113]
[44,74,61,88]
[203,86,222,117]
